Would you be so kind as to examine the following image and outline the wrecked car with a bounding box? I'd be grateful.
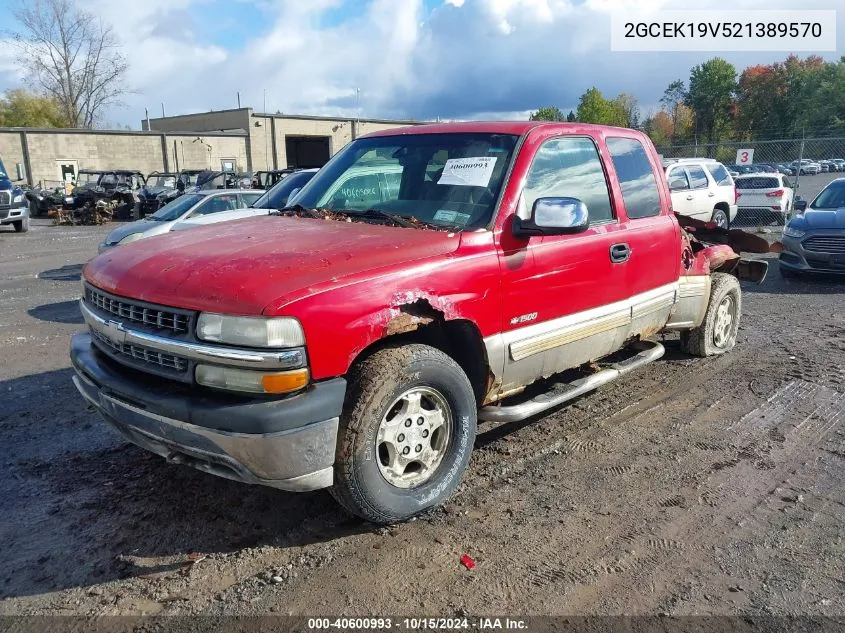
[252,169,295,190]
[71,122,771,524]
[66,170,146,220]
[135,171,178,218]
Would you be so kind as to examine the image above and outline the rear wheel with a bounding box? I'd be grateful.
[331,344,477,524]
[711,207,729,230]
[680,273,741,357]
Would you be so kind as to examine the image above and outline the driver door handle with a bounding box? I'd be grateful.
[610,243,631,264]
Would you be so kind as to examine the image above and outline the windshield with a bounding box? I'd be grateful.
[810,180,845,210]
[149,193,205,221]
[148,176,176,188]
[253,171,317,209]
[77,173,102,185]
[0,158,7,179]
[292,132,519,230]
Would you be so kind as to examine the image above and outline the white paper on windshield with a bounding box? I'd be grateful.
[437,157,497,187]
[433,209,471,224]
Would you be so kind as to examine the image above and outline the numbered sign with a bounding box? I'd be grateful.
[736,149,754,165]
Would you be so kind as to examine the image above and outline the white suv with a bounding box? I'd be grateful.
[664,158,738,229]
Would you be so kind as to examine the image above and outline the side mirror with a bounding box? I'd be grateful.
[794,199,807,212]
[513,197,589,238]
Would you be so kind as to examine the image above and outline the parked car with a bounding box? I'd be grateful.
[0,156,29,233]
[135,171,178,218]
[790,160,821,175]
[776,163,795,176]
[97,189,263,252]
[734,173,794,223]
[72,121,767,523]
[664,158,737,228]
[173,169,319,231]
[780,178,845,276]
[828,159,845,172]
[725,164,757,176]
[818,160,833,173]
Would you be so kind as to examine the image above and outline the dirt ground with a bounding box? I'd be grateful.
[1,216,843,619]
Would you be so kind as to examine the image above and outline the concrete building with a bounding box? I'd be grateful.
[0,109,421,189]
[143,108,421,172]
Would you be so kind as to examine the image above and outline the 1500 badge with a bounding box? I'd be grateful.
[510,312,538,326]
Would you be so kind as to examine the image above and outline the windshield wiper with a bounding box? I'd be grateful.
[270,203,317,217]
[352,208,416,228]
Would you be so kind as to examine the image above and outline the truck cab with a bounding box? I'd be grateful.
[71,122,767,523]
[0,156,29,233]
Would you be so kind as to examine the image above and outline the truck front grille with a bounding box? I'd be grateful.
[0,191,10,206]
[92,330,189,373]
[85,286,191,333]
[803,236,845,254]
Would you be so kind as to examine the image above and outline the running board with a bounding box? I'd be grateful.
[478,340,665,423]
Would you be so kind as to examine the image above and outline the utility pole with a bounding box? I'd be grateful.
[145,108,150,131]
[161,103,166,118]
[237,92,241,109]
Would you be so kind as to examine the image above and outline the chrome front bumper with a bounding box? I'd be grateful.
[71,333,345,492]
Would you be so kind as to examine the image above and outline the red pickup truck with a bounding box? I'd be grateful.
[72,122,766,523]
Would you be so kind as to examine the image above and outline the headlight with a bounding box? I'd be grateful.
[13,193,24,204]
[196,313,305,348]
[783,226,805,239]
[195,365,309,394]
[65,196,74,204]
[118,232,146,245]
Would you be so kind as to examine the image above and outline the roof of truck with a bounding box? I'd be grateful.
[361,121,638,138]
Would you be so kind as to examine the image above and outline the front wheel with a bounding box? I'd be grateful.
[13,216,29,233]
[331,344,477,524]
[680,273,742,357]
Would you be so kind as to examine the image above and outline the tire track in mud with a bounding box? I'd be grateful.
[446,373,845,613]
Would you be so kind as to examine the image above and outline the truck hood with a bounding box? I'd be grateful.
[84,216,461,314]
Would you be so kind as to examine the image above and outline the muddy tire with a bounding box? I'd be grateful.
[680,273,741,357]
[13,216,29,233]
[330,344,477,524]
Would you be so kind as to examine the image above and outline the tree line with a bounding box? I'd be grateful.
[530,55,845,147]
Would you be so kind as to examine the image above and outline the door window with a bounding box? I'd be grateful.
[667,168,690,191]
[686,165,710,190]
[193,194,239,215]
[521,137,613,223]
[240,192,263,207]
[606,137,662,219]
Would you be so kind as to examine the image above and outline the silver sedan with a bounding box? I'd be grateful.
[98,189,263,253]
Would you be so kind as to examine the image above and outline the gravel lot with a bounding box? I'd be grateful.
[1,211,844,618]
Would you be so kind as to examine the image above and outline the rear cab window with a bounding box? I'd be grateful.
[606,137,662,219]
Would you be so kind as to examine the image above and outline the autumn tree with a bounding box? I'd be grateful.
[686,58,737,145]
[0,89,70,127]
[660,79,686,141]
[12,0,129,128]
[529,106,566,121]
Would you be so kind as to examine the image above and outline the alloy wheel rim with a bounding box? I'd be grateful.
[376,386,452,489]
[713,295,736,348]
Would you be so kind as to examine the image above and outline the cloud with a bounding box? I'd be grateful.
[0,0,841,127]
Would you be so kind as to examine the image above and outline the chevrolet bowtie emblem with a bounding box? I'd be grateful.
[104,319,127,345]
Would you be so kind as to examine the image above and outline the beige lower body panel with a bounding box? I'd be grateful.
[665,275,711,330]
[485,283,680,401]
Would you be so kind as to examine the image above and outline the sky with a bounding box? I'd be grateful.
[0,0,841,129]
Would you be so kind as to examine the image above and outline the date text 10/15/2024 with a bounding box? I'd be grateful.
[307,618,529,630]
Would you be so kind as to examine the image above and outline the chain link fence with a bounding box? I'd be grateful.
[658,137,845,231]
